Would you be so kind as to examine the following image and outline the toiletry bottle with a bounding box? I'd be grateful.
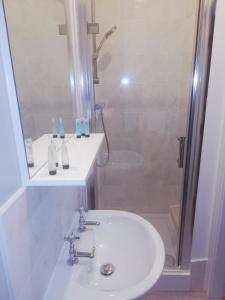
[48,142,57,175]
[76,119,82,138]
[54,141,59,167]
[84,118,90,138]
[25,138,34,168]
[51,118,58,138]
[51,140,58,167]
[58,117,65,139]
[81,118,86,137]
[61,141,70,169]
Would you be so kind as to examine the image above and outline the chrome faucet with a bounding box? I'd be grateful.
[64,232,95,266]
[78,207,100,232]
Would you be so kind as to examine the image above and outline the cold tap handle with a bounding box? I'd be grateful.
[64,232,80,244]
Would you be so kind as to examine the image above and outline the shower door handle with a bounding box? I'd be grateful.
[177,137,186,168]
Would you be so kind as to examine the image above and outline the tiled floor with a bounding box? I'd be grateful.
[143,292,209,300]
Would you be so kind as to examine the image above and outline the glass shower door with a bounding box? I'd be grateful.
[91,0,201,269]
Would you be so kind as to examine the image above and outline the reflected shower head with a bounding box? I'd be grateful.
[93,25,117,60]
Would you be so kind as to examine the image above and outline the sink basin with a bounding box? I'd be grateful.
[44,210,165,300]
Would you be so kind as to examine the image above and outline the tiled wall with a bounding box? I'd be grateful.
[95,0,199,214]
[0,186,81,300]
[4,0,73,140]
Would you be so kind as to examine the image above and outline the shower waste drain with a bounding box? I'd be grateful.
[100,263,115,276]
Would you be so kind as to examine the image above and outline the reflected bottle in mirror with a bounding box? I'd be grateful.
[58,117,65,139]
[84,118,90,138]
[51,118,58,138]
[76,119,82,138]
[76,118,90,138]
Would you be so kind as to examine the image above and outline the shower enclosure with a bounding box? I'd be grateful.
[87,0,216,270]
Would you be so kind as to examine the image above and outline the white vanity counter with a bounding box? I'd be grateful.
[27,133,104,186]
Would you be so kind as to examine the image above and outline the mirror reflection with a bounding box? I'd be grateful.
[4,0,74,177]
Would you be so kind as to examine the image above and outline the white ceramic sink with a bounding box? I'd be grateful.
[44,210,165,300]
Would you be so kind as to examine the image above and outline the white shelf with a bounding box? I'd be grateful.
[26,133,104,187]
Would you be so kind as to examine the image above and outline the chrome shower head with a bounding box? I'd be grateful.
[92,25,117,84]
[105,26,117,39]
[93,25,117,60]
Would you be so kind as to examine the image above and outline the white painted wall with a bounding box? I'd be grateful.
[0,2,25,297]
[191,0,225,260]
[0,250,10,300]
[0,3,22,211]
[0,56,21,206]
[0,0,28,185]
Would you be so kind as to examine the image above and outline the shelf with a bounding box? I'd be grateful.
[26,133,104,187]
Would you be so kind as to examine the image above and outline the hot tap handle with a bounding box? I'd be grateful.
[79,207,85,215]
[64,232,80,244]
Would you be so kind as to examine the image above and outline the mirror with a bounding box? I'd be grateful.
[3,0,75,177]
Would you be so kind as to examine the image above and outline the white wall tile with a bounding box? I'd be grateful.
[0,186,81,300]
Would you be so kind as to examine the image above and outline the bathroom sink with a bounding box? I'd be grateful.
[44,210,165,300]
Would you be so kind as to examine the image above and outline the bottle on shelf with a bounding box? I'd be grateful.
[48,141,57,175]
[25,138,34,168]
[52,140,59,167]
[61,141,70,169]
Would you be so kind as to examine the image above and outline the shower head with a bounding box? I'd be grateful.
[93,25,117,60]
[105,26,117,39]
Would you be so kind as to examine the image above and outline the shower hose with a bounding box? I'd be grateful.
[94,103,110,167]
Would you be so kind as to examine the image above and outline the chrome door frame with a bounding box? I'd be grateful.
[178,0,217,269]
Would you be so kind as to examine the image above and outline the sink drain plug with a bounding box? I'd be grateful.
[100,263,115,276]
